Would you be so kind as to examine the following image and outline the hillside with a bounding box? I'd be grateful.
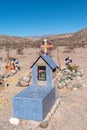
[0,28,87,49]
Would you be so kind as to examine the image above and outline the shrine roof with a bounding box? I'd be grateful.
[31,54,58,70]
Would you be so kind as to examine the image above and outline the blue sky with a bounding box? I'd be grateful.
[0,0,87,36]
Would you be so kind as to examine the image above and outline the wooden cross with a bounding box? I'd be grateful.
[41,39,53,54]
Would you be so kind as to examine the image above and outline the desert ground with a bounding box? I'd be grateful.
[0,46,87,130]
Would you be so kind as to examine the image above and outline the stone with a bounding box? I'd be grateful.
[9,117,19,125]
[21,76,31,83]
[19,80,29,87]
[73,84,83,89]
[58,83,65,89]
[39,120,48,128]
[64,69,71,73]
[77,72,83,77]
[66,84,74,90]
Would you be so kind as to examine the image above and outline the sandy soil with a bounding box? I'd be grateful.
[0,46,87,130]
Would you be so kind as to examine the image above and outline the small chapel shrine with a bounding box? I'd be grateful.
[12,39,58,121]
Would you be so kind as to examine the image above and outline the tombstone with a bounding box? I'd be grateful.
[12,39,58,121]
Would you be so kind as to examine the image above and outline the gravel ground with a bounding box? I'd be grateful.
[0,47,87,130]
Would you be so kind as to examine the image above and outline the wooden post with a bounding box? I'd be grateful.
[6,46,10,64]
[57,48,61,69]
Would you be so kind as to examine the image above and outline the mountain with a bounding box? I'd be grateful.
[0,28,87,49]
[27,34,56,38]
[45,28,87,48]
[68,28,87,43]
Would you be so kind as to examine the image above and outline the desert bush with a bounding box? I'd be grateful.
[17,47,24,55]
[67,65,79,72]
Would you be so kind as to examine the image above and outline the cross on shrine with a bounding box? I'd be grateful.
[39,39,53,54]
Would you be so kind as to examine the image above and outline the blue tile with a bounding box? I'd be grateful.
[46,66,51,87]
[13,86,56,121]
[32,65,37,86]
[41,54,58,69]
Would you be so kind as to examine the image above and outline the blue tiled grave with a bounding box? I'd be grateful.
[12,53,58,121]
[13,85,56,121]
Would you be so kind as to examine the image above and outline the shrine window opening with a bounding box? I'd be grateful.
[37,66,46,81]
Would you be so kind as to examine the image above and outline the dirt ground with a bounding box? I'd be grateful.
[0,46,87,130]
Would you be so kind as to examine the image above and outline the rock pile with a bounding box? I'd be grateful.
[57,66,85,90]
[17,76,32,87]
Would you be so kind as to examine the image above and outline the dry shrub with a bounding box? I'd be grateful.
[67,65,79,72]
